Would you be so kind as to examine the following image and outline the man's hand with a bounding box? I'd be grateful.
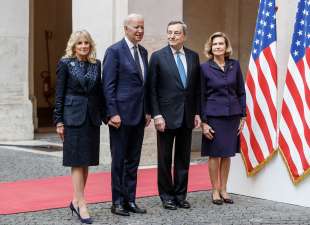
[202,122,215,140]
[194,114,201,128]
[145,114,152,127]
[56,123,64,142]
[108,115,121,128]
[154,117,166,132]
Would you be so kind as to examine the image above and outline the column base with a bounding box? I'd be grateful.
[0,100,34,141]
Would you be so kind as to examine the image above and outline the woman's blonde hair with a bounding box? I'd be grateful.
[63,30,96,63]
[204,32,233,59]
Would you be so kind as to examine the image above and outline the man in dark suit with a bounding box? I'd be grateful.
[102,14,151,216]
[149,21,201,210]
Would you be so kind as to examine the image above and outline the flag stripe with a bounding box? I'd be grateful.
[281,101,310,169]
[242,86,264,162]
[285,70,310,147]
[247,60,274,154]
[240,124,256,172]
[244,83,268,162]
[267,42,278,84]
[279,134,299,179]
[242,107,261,167]
[288,58,310,129]
[255,55,277,146]
[302,56,310,127]
[283,80,310,151]
[279,118,304,176]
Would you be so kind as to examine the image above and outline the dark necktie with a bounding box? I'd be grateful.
[133,45,143,76]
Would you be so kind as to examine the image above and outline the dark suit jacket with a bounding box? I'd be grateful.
[200,59,246,122]
[149,45,200,129]
[53,58,103,127]
[102,38,149,126]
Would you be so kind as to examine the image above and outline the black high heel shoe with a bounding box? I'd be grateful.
[211,190,223,205]
[69,202,93,224]
[211,193,223,205]
[77,209,93,225]
[219,193,234,204]
[69,202,79,217]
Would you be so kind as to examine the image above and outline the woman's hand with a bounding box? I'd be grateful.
[202,122,215,140]
[194,115,202,128]
[56,123,64,142]
[237,117,246,135]
[145,114,152,127]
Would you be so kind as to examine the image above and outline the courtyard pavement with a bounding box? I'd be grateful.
[0,130,309,225]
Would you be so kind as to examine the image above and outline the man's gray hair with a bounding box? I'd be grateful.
[123,13,144,26]
[167,20,187,35]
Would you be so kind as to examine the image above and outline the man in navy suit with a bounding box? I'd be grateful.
[102,14,151,216]
[149,21,201,210]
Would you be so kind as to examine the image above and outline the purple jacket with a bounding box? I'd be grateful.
[200,59,246,122]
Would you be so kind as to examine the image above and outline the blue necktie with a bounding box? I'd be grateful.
[176,52,187,88]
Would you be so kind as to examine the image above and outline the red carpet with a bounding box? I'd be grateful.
[0,163,211,215]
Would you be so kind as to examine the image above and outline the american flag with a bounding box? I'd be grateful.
[279,0,310,184]
[240,0,278,175]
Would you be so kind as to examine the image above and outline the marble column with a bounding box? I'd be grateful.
[0,0,34,141]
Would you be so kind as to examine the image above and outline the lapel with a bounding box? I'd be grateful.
[121,39,143,83]
[164,45,184,89]
[184,47,192,87]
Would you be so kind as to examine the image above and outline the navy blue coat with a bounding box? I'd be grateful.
[102,38,149,126]
[200,59,246,122]
[149,45,201,129]
[53,58,104,127]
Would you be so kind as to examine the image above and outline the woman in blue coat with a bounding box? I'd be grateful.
[200,32,246,205]
[54,30,103,224]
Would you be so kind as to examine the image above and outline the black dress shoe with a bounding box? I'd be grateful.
[162,200,177,210]
[111,204,130,216]
[177,200,191,209]
[124,202,147,214]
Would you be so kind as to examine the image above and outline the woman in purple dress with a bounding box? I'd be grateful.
[200,32,246,205]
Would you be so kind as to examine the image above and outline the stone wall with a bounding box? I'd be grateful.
[0,0,33,140]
